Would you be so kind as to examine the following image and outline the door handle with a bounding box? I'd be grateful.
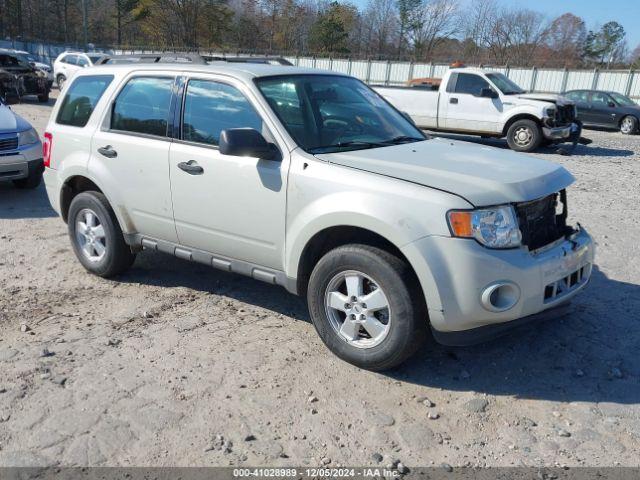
[449,97,458,104]
[177,160,204,175]
[97,145,117,158]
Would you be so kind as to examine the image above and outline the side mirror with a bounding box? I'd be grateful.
[608,101,616,108]
[219,128,278,160]
[479,87,498,99]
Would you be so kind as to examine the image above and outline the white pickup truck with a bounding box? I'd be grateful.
[375,67,578,152]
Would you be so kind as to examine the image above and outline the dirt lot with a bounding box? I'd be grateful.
[0,93,639,468]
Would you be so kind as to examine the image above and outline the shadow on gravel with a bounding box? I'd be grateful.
[120,250,310,322]
[120,246,638,406]
[392,266,640,405]
[0,182,57,219]
[430,132,635,157]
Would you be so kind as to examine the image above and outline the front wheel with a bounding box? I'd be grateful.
[68,191,136,277]
[307,245,427,371]
[56,75,66,91]
[506,119,542,152]
[620,116,638,135]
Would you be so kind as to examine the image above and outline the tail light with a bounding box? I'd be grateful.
[43,131,52,168]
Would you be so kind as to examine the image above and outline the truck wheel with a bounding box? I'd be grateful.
[68,191,136,278]
[13,169,42,189]
[307,244,427,371]
[506,119,542,152]
[620,116,638,135]
[57,75,66,91]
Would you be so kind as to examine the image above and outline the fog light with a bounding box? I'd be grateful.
[481,282,520,312]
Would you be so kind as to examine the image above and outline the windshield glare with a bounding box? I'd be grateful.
[486,73,525,95]
[256,75,425,153]
[609,92,636,107]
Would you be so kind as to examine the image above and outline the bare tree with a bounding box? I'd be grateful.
[410,0,459,60]
[360,0,398,56]
[541,13,586,67]
[486,7,547,65]
[462,0,497,63]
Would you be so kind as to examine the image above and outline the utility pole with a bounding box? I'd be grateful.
[81,0,89,50]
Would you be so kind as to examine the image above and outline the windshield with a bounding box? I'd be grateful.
[486,73,525,95]
[609,92,636,107]
[0,53,32,69]
[256,75,426,153]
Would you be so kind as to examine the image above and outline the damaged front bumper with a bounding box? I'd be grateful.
[542,124,572,140]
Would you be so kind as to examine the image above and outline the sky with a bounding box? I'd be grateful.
[349,0,640,50]
[495,0,640,49]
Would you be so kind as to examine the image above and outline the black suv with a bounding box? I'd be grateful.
[564,89,639,134]
[0,50,50,103]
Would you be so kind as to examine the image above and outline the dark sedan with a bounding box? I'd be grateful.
[564,89,639,134]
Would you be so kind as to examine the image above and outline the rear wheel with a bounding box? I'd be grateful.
[68,191,135,277]
[620,115,638,135]
[506,119,542,152]
[307,244,427,371]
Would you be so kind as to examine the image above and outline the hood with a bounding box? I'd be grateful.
[517,92,573,106]
[315,137,574,206]
[0,103,32,133]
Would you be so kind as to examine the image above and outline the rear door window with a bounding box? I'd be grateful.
[56,75,114,127]
[181,79,263,146]
[111,76,174,137]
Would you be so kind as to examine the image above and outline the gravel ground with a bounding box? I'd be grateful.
[0,93,638,468]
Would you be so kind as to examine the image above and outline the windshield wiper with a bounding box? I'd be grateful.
[383,135,424,144]
[309,140,387,153]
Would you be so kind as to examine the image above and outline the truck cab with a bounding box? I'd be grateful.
[376,67,578,152]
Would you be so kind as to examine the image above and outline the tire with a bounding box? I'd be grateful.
[67,191,135,277]
[506,119,542,152]
[307,244,427,371]
[56,75,66,91]
[620,115,638,135]
[12,169,42,189]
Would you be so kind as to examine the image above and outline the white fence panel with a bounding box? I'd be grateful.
[411,63,432,78]
[630,72,640,99]
[534,69,565,92]
[597,71,630,93]
[331,59,351,74]
[388,62,411,85]
[565,70,595,91]
[349,60,369,80]
[432,64,449,78]
[368,61,388,83]
[314,58,331,70]
[508,68,534,89]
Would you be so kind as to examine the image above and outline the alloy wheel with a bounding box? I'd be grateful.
[324,270,391,349]
[75,208,107,263]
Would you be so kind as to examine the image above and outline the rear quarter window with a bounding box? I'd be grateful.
[56,75,114,127]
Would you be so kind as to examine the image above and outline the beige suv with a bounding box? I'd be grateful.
[43,64,594,370]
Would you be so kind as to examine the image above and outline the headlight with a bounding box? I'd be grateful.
[18,128,40,146]
[447,205,522,249]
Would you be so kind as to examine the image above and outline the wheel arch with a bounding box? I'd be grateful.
[59,174,132,234]
[502,113,542,136]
